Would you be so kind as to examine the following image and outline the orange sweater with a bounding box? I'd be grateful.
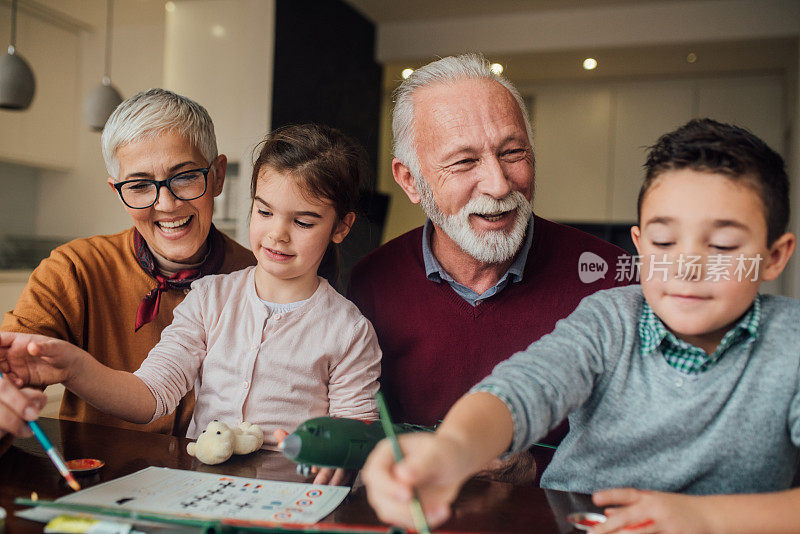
[1,228,255,436]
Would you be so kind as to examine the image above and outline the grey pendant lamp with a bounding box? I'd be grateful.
[83,0,123,131]
[0,0,36,110]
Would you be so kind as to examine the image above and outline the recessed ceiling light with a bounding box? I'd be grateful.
[686,52,698,64]
[165,1,175,12]
[211,25,226,38]
[401,68,414,79]
[583,58,598,70]
[490,63,504,76]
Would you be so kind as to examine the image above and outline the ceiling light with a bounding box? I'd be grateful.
[582,58,598,71]
[211,25,226,38]
[0,0,36,110]
[83,0,123,131]
[686,52,698,64]
[490,63,504,76]
[401,68,414,79]
[165,2,176,12]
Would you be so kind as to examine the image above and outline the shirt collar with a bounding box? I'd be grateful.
[421,214,535,284]
[638,294,761,357]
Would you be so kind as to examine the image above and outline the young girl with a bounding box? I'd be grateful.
[0,124,381,484]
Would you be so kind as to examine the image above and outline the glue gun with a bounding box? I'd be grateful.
[279,416,433,473]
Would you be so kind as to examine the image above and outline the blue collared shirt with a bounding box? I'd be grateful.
[421,215,535,306]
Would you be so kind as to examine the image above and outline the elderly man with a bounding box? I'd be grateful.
[0,89,254,440]
[348,54,627,437]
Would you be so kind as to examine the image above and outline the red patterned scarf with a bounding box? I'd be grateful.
[133,225,225,331]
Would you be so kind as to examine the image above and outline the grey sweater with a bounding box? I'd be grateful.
[475,285,800,494]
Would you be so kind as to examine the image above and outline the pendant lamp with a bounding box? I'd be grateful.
[0,0,36,110]
[83,0,123,131]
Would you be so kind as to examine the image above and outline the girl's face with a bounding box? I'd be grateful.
[249,167,353,300]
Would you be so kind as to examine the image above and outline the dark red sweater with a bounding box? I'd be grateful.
[348,216,631,434]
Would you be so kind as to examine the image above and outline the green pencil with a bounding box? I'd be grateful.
[375,392,432,534]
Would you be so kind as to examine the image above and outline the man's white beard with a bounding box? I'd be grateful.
[415,175,532,265]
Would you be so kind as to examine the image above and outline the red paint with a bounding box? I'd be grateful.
[66,458,104,472]
[577,519,603,527]
[625,519,656,530]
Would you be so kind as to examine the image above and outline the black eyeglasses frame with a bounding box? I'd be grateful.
[113,166,211,209]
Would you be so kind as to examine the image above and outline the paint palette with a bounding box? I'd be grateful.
[567,511,607,531]
[66,458,104,474]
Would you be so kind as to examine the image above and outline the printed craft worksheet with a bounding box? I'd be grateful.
[57,466,349,523]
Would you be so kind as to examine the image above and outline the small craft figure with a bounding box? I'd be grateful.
[187,420,264,465]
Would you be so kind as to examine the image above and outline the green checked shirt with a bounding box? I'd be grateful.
[638,296,761,375]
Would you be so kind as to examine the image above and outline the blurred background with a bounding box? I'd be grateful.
[0,0,798,312]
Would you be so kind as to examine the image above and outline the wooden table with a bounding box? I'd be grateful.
[0,418,597,533]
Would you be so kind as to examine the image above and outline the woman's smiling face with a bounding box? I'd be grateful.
[109,131,225,263]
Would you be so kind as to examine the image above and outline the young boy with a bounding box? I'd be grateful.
[362,119,800,533]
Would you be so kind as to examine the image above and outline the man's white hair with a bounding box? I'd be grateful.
[391,52,534,181]
[101,88,218,179]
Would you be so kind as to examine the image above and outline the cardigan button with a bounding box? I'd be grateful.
[274,313,282,320]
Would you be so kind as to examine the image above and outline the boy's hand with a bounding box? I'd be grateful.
[362,432,471,529]
[592,488,713,534]
[0,375,46,438]
[0,332,86,388]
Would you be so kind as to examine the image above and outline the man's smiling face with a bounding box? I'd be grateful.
[412,78,534,264]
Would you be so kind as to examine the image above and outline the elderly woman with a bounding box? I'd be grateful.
[0,89,254,439]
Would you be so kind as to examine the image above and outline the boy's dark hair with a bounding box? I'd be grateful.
[638,118,789,245]
[250,124,369,285]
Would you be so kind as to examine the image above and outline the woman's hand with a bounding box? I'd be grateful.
[0,332,87,388]
[591,488,713,534]
[0,375,46,438]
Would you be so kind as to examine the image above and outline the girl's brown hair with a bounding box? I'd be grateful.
[250,124,367,220]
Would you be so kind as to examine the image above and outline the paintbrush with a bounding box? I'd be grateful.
[0,370,80,491]
[375,391,431,534]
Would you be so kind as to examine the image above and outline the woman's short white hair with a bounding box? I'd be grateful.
[101,88,218,178]
[392,53,534,181]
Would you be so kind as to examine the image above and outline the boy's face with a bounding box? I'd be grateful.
[632,168,794,353]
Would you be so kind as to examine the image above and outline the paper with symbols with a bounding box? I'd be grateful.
[55,466,350,523]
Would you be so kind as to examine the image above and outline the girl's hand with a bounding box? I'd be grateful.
[271,429,353,486]
[591,488,713,534]
[0,332,87,388]
[0,375,46,438]
[312,467,353,486]
[362,432,472,530]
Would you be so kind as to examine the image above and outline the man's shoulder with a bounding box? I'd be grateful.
[351,226,424,277]
[533,216,627,259]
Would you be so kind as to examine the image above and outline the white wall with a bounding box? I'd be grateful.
[0,0,167,240]
[0,1,275,246]
[164,0,275,245]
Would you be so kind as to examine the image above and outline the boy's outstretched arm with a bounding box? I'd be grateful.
[0,332,155,424]
[592,487,800,534]
[362,391,514,529]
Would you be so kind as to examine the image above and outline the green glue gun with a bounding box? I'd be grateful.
[279,416,433,473]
